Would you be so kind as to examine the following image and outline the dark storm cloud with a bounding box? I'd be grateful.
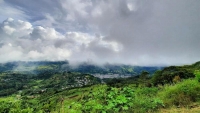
[0,0,200,65]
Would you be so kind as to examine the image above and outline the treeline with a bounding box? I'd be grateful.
[104,61,200,88]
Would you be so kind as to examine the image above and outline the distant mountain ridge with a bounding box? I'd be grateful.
[0,61,164,76]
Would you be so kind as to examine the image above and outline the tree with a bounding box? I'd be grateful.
[139,71,149,79]
[151,70,162,86]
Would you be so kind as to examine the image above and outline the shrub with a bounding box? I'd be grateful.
[194,70,200,82]
[151,68,195,86]
[158,79,200,107]
[172,75,181,83]
[66,85,164,113]
[129,87,164,113]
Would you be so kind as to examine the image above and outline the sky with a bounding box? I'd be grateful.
[0,0,200,66]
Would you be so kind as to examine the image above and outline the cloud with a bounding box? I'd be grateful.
[0,18,121,63]
[1,0,200,65]
[0,43,23,62]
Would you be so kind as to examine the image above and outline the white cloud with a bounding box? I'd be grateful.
[127,3,137,11]
[0,44,23,62]
[65,32,93,46]
[0,18,121,63]
[2,25,16,35]
[27,50,43,60]
[61,0,92,21]
[93,37,123,52]
[1,18,32,38]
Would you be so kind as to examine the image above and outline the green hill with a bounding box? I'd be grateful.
[0,61,200,112]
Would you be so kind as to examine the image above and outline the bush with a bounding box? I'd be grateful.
[66,85,164,113]
[151,68,195,86]
[129,87,164,113]
[158,79,200,107]
[194,70,200,82]
[172,75,181,83]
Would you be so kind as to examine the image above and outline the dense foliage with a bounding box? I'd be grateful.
[151,66,195,85]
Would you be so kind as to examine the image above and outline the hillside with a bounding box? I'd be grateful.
[0,61,163,75]
[0,61,200,112]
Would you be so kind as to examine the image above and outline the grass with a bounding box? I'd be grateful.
[36,65,58,70]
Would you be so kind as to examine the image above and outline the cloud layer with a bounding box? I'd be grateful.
[1,0,200,65]
[0,18,121,63]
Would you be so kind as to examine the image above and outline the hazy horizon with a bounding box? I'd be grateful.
[1,0,200,66]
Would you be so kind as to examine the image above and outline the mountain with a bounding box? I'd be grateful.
[0,61,164,76]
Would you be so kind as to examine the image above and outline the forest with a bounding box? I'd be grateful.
[0,61,200,113]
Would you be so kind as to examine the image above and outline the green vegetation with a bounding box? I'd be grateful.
[64,85,164,113]
[0,61,200,112]
[158,79,200,107]
[151,66,194,86]
[0,61,162,75]
[194,70,200,82]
